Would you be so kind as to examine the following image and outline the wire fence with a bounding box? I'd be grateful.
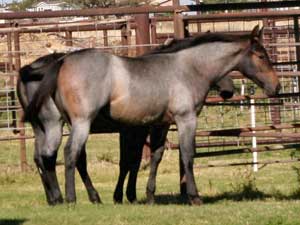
[0,4,300,170]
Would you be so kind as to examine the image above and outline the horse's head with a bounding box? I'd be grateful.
[236,25,281,97]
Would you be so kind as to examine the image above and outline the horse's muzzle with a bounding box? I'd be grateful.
[219,90,234,100]
[265,83,281,97]
[276,83,282,94]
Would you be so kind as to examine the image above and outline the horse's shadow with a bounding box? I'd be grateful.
[0,219,27,225]
[138,188,300,205]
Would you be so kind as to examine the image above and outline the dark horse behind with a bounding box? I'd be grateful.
[23,25,280,205]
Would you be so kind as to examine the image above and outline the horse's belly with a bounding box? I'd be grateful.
[109,98,164,125]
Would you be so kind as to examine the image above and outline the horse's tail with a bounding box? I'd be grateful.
[16,77,28,112]
[23,59,64,123]
[17,61,45,110]
[19,52,65,83]
[19,64,44,83]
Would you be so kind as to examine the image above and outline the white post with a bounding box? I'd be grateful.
[240,80,245,111]
[250,98,258,172]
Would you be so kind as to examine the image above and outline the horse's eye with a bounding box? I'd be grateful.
[258,54,265,60]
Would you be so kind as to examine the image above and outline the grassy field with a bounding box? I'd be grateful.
[1,133,300,225]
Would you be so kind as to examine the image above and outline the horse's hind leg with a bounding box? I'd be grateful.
[146,125,169,204]
[42,122,64,204]
[126,127,149,203]
[33,127,54,205]
[64,120,91,203]
[113,131,130,204]
[33,124,63,205]
[76,145,101,204]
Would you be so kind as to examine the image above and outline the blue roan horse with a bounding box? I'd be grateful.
[24,25,280,205]
[18,46,234,205]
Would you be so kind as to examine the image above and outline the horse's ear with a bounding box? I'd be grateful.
[251,25,262,43]
[258,26,264,43]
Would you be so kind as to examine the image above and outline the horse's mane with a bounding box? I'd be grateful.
[146,32,250,56]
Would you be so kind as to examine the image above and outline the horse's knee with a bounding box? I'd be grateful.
[40,149,58,170]
[34,152,42,166]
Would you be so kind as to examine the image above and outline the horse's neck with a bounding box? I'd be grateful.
[182,42,245,84]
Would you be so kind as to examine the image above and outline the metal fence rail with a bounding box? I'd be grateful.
[0,2,300,172]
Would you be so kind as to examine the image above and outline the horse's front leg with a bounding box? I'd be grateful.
[175,113,202,205]
[76,145,101,204]
[65,121,91,204]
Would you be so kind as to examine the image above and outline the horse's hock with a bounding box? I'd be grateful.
[0,1,300,171]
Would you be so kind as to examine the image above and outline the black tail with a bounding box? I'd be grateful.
[24,59,64,123]
[19,52,65,83]
[16,77,28,111]
[19,64,44,83]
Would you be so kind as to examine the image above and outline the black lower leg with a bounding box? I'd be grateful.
[34,157,55,205]
[41,152,63,204]
[113,167,129,204]
[76,147,101,204]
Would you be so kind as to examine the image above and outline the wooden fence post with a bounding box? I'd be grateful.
[103,29,108,48]
[294,16,300,91]
[121,24,129,56]
[150,18,157,46]
[7,32,17,131]
[134,14,150,56]
[65,31,73,47]
[14,31,27,172]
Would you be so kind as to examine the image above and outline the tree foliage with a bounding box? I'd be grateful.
[7,0,251,11]
[64,0,152,8]
[65,0,115,8]
[9,0,38,11]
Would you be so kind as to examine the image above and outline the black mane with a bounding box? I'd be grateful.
[146,32,250,55]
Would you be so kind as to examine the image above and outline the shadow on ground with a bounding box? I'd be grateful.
[0,219,27,225]
[138,187,300,205]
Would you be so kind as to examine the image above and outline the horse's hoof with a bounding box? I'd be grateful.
[53,198,64,205]
[128,198,137,204]
[47,197,64,206]
[89,193,102,204]
[66,197,77,208]
[146,192,155,205]
[113,193,123,204]
[66,202,77,210]
[189,196,203,206]
[126,193,137,204]
[113,199,123,204]
[47,200,56,206]
[91,197,102,204]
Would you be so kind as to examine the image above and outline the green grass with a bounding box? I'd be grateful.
[1,134,300,225]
